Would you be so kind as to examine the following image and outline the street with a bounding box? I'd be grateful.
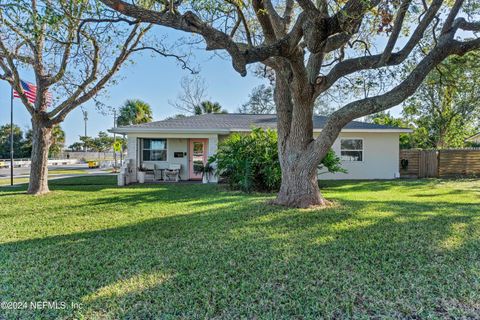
[0,164,113,186]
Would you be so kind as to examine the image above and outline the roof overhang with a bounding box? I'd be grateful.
[322,128,413,133]
[109,127,231,134]
[109,127,413,135]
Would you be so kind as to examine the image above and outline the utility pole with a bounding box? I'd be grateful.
[82,110,88,152]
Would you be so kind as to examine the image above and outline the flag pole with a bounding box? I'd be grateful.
[113,109,117,170]
[10,85,14,186]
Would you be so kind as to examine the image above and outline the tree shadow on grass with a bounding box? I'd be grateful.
[1,187,480,319]
[318,179,441,193]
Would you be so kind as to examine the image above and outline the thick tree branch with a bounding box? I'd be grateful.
[252,0,278,43]
[295,0,321,18]
[313,35,480,158]
[457,19,480,32]
[316,0,444,96]
[263,0,285,37]
[282,0,295,28]
[441,0,464,34]
[100,0,309,76]
[100,0,250,74]
[0,41,34,114]
[378,0,412,66]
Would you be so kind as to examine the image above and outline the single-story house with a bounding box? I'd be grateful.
[110,113,412,182]
[466,132,480,144]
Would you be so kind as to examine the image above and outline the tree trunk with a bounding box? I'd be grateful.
[27,115,52,195]
[274,153,326,207]
[272,67,327,208]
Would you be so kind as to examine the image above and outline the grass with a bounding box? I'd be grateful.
[0,177,479,319]
[0,177,29,186]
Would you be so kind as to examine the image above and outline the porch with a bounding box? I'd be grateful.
[124,133,221,183]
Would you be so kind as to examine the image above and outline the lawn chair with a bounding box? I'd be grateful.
[164,164,181,182]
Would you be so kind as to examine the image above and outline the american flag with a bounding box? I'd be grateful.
[13,80,52,105]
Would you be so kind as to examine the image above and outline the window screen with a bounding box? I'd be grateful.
[142,139,167,161]
[340,139,363,161]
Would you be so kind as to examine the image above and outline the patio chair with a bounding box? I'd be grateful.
[153,163,167,181]
[164,164,181,182]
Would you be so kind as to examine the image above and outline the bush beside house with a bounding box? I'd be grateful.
[211,128,345,192]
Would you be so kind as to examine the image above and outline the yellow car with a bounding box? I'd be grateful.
[87,161,100,169]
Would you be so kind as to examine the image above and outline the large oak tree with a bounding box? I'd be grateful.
[104,0,478,207]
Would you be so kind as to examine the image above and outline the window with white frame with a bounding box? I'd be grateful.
[142,139,167,161]
[340,139,363,161]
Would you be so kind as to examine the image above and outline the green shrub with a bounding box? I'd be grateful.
[210,128,345,192]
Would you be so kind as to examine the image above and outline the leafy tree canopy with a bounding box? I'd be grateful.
[1,124,65,159]
[0,124,26,159]
[403,51,480,149]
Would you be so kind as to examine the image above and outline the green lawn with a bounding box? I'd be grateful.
[0,177,29,186]
[0,177,479,319]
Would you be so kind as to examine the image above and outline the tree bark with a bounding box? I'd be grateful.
[272,67,326,208]
[275,154,326,207]
[27,114,52,195]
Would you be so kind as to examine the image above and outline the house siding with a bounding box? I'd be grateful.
[124,131,400,182]
[125,133,219,182]
[318,132,400,180]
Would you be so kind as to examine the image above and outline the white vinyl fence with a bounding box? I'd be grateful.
[0,158,80,168]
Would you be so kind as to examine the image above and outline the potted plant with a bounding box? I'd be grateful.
[137,166,147,184]
[194,162,215,183]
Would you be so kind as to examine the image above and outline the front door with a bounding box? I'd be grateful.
[189,139,208,180]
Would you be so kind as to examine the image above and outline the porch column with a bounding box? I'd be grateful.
[207,135,219,183]
[128,136,138,183]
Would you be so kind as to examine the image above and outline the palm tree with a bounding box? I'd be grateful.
[49,125,65,158]
[117,99,153,126]
[194,101,227,115]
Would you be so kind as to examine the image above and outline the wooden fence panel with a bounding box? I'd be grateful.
[438,149,480,177]
[419,150,438,178]
[400,148,480,178]
[399,150,420,178]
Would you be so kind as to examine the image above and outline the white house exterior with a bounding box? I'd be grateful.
[111,114,411,182]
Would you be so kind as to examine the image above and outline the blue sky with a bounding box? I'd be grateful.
[0,26,402,146]
[0,27,266,145]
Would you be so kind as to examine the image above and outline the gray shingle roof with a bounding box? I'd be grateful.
[115,113,408,132]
